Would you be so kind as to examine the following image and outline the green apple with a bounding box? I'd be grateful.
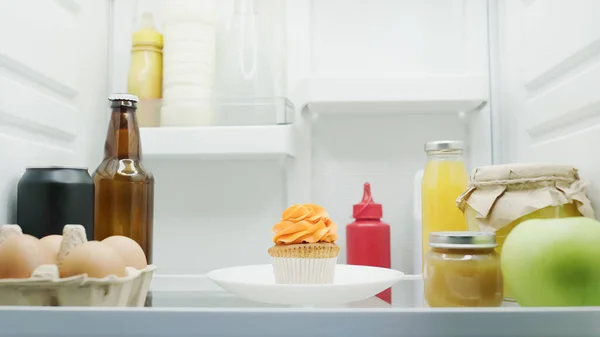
[501,217,600,306]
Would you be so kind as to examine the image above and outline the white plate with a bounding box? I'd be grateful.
[207,264,405,306]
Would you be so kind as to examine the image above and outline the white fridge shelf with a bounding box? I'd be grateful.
[140,125,296,160]
[0,305,597,337]
[0,281,598,337]
[299,76,488,115]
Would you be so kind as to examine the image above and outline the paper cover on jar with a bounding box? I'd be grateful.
[456,163,595,232]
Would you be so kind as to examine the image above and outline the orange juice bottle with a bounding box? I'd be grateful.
[421,141,468,270]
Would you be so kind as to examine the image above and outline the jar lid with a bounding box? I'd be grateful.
[424,140,465,153]
[429,231,497,249]
[108,94,139,103]
[470,163,578,185]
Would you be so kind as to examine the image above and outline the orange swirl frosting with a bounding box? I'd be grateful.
[272,204,338,244]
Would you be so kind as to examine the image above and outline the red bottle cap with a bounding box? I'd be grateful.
[352,182,383,219]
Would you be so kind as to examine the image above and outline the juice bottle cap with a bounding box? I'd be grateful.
[352,183,383,219]
[425,140,465,153]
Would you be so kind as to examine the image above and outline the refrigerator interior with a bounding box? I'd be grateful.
[1,0,600,308]
[107,0,492,285]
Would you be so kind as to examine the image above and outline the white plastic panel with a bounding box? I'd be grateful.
[496,0,600,211]
[293,0,490,116]
[521,1,600,89]
[0,0,109,223]
[141,126,296,160]
[301,76,487,115]
[310,0,487,77]
[148,160,286,275]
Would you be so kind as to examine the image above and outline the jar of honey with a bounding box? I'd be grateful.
[456,163,594,300]
[424,232,503,307]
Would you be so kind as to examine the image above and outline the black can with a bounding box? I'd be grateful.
[17,166,94,240]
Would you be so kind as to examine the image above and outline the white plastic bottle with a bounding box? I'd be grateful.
[161,0,217,127]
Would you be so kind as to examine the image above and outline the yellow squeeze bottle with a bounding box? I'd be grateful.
[127,12,163,127]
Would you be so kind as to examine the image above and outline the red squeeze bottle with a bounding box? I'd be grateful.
[346,182,392,304]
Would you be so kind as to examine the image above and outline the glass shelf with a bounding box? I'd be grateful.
[215,97,295,126]
[138,97,294,128]
[299,76,488,116]
[140,124,296,160]
[0,278,596,337]
[148,276,518,309]
[139,97,296,160]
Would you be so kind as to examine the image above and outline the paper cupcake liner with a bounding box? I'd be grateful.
[268,243,340,258]
[272,257,337,284]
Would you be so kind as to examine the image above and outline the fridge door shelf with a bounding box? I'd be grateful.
[297,76,487,116]
[140,125,296,160]
[137,97,294,127]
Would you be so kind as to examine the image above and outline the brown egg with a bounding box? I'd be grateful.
[39,235,62,263]
[59,241,126,278]
[102,236,148,269]
[0,235,55,279]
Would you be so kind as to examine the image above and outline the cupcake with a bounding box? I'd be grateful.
[268,204,339,284]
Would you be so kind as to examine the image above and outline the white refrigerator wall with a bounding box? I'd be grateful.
[0,0,109,223]
[494,0,600,213]
[113,0,490,278]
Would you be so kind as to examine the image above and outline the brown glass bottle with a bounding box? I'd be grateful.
[93,94,154,263]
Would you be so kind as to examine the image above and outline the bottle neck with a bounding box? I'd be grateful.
[426,150,464,162]
[354,216,381,221]
[104,106,142,160]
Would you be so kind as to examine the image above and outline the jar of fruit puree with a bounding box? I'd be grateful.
[456,163,594,301]
[424,231,502,307]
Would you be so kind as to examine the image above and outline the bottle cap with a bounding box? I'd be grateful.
[132,12,164,48]
[140,12,155,30]
[424,140,465,153]
[108,94,139,103]
[352,182,383,219]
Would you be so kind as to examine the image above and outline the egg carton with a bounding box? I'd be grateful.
[0,224,155,307]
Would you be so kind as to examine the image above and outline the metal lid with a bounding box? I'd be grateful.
[108,93,139,103]
[424,140,465,153]
[429,231,497,249]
